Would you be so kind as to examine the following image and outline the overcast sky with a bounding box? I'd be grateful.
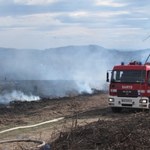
[0,0,150,50]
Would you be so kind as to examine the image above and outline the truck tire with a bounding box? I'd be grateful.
[111,107,122,113]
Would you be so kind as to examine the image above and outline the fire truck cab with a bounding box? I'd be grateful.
[107,61,150,112]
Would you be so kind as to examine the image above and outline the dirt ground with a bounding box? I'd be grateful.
[0,92,108,149]
[0,92,148,150]
[0,92,108,129]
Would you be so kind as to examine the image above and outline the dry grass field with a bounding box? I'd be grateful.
[0,92,149,150]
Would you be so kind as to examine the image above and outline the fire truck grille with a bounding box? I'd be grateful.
[117,90,138,97]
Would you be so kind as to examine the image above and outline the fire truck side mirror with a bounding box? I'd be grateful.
[106,72,109,82]
[148,80,150,85]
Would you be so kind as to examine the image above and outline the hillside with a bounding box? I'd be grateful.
[0,45,150,81]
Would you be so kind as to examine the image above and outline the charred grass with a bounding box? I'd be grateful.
[50,112,150,150]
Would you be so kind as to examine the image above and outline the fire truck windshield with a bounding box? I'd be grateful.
[111,70,146,83]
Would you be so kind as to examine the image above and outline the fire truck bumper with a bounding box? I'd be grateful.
[108,96,150,109]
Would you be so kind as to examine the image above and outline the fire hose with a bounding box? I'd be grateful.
[0,139,46,148]
[0,117,64,149]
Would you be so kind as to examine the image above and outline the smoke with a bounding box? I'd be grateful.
[0,45,149,103]
[76,81,93,94]
[0,90,40,104]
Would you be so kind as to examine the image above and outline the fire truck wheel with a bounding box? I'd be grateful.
[111,107,122,113]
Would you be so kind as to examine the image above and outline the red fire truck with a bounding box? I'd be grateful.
[107,55,150,112]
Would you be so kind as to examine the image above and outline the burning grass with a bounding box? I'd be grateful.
[50,112,150,150]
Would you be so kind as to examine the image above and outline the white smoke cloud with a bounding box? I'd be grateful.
[0,45,149,103]
[76,81,93,94]
[0,90,40,104]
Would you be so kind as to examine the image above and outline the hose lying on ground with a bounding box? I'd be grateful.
[0,117,64,134]
[0,139,46,148]
[0,117,64,149]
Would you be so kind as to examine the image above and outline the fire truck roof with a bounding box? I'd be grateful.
[113,61,150,71]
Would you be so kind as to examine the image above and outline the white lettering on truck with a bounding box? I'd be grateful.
[122,85,133,89]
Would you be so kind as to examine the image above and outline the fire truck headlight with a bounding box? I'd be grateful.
[108,98,114,102]
[139,99,147,103]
